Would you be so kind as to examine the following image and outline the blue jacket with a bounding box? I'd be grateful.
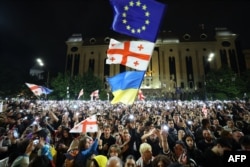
[73,138,98,167]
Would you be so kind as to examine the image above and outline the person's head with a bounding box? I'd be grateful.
[173,141,186,158]
[183,134,195,149]
[152,154,172,167]
[62,127,70,138]
[28,155,53,167]
[139,143,153,163]
[117,125,124,133]
[226,119,234,128]
[178,129,185,140]
[124,155,136,167]
[202,129,213,141]
[108,144,121,158]
[213,138,232,156]
[106,156,123,167]
[239,135,250,151]
[201,118,210,128]
[243,113,249,122]
[89,155,108,167]
[167,119,175,129]
[78,136,93,151]
[103,125,112,138]
[123,128,131,140]
[33,128,48,145]
[232,129,244,143]
[213,119,220,126]
[220,130,232,139]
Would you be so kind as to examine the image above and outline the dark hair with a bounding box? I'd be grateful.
[201,118,210,127]
[107,144,121,158]
[175,140,187,150]
[215,138,232,149]
[152,154,172,167]
[182,134,195,148]
[125,155,136,162]
[239,135,250,147]
[78,136,92,151]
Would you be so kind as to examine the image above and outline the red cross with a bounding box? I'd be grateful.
[109,57,116,62]
[81,120,97,132]
[138,44,144,51]
[134,61,139,66]
[30,85,40,91]
[107,42,150,66]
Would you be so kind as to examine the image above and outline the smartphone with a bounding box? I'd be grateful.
[33,139,39,145]
[13,130,19,138]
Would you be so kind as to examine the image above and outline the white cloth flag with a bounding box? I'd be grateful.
[25,83,43,96]
[106,38,154,71]
[138,89,146,101]
[78,89,84,99]
[70,115,98,133]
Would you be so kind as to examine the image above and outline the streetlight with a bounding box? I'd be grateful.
[203,52,215,101]
[36,58,49,88]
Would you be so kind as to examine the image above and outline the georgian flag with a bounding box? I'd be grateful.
[91,90,99,98]
[106,38,154,71]
[138,89,146,101]
[70,115,98,133]
[25,83,43,96]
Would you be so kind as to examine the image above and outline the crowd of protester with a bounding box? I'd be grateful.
[0,98,249,167]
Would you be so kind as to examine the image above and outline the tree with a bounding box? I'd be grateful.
[50,72,71,100]
[206,67,246,100]
[50,70,105,100]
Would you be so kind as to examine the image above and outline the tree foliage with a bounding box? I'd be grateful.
[50,70,105,100]
[206,66,247,100]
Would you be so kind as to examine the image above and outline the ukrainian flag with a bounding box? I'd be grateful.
[107,71,145,105]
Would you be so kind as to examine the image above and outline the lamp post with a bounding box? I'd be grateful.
[36,58,49,88]
[203,52,214,101]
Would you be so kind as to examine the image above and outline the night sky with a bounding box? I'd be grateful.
[0,0,250,74]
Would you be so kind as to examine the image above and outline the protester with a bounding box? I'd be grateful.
[0,98,249,167]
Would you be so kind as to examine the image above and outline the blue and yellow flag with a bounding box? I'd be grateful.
[110,0,167,42]
[107,71,145,105]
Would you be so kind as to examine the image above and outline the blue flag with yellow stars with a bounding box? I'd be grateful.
[110,0,167,42]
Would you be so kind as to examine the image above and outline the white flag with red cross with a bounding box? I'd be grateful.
[138,89,146,101]
[70,115,98,133]
[106,38,154,71]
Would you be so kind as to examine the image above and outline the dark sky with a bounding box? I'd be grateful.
[0,0,250,74]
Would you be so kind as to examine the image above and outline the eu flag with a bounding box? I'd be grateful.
[110,0,167,42]
[107,71,145,105]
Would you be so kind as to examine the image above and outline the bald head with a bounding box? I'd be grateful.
[106,157,123,167]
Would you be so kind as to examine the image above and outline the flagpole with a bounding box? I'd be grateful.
[133,71,146,105]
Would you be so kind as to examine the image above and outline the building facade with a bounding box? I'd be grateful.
[65,27,247,99]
